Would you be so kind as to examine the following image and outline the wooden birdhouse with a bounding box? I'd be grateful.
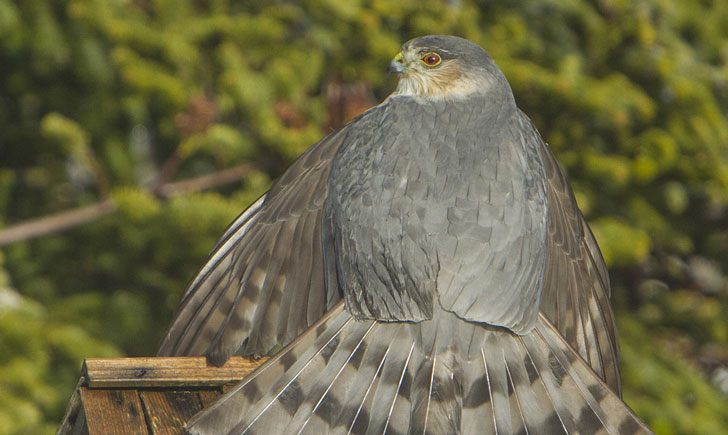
[57,356,265,435]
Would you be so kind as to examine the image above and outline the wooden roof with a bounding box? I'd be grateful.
[57,356,265,435]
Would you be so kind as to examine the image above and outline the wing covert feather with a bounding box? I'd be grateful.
[157,130,347,364]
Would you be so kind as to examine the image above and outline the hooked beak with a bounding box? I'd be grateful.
[388,52,406,74]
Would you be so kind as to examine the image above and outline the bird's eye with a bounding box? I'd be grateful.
[421,53,441,66]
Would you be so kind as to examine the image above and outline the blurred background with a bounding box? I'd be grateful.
[1,0,728,433]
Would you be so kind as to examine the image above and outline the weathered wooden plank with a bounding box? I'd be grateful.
[69,408,89,435]
[140,390,203,435]
[197,389,223,407]
[80,387,148,435]
[56,377,84,435]
[83,356,266,388]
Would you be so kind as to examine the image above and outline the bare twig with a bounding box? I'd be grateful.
[0,163,258,247]
[0,200,117,247]
[156,163,257,198]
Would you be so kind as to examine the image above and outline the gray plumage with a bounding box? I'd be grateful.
[158,35,649,433]
[186,304,647,434]
[326,92,547,334]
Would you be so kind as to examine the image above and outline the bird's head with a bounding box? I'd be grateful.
[389,35,513,102]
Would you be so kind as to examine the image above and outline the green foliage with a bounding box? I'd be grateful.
[2,0,728,433]
[112,186,161,221]
[0,259,121,435]
[619,314,728,435]
[592,217,652,267]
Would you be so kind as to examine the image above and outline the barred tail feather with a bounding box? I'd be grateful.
[186,305,651,435]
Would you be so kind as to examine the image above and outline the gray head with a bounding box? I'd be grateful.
[389,35,514,103]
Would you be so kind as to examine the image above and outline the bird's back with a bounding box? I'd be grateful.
[327,95,549,337]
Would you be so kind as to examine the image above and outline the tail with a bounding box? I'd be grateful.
[186,303,652,434]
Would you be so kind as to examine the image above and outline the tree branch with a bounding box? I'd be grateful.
[155,163,257,198]
[0,163,258,247]
[0,200,117,247]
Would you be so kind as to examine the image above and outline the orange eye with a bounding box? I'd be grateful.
[421,53,441,66]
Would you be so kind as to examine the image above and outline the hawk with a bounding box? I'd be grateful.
[158,35,652,434]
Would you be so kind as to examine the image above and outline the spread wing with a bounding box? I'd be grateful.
[157,129,347,365]
[533,113,621,395]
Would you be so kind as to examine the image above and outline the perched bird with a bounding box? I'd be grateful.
[158,35,652,434]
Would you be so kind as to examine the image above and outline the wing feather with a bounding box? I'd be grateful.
[531,113,621,394]
[157,130,346,363]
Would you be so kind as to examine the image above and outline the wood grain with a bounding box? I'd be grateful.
[59,357,263,434]
[80,387,148,435]
[140,390,203,435]
[83,356,266,388]
[197,389,223,407]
